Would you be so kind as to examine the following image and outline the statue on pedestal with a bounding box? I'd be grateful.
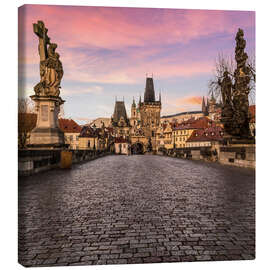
[29,21,65,148]
[220,28,252,140]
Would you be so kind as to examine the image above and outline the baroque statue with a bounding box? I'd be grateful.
[220,28,251,139]
[33,21,63,97]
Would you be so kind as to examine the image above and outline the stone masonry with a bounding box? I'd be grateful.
[19,155,255,267]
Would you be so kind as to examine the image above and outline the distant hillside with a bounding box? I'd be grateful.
[90,117,111,127]
[161,111,204,123]
[161,111,202,119]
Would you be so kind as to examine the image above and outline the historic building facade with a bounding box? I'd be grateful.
[111,100,131,138]
[110,76,161,153]
[59,118,82,150]
[138,77,161,151]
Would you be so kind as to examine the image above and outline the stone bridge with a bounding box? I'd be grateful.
[19,155,255,267]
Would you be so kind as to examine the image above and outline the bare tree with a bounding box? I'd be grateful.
[58,104,65,119]
[18,98,35,113]
[18,98,36,149]
[208,52,255,103]
[246,53,256,104]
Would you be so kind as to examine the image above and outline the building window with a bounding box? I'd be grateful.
[88,140,90,148]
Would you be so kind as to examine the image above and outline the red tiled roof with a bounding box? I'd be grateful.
[186,126,224,143]
[173,117,213,131]
[58,118,82,133]
[79,126,99,138]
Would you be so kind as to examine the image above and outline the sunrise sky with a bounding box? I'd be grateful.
[18,5,255,123]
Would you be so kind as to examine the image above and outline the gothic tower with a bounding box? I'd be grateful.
[130,97,137,127]
[208,93,217,120]
[139,77,161,150]
[202,96,208,116]
[111,99,130,137]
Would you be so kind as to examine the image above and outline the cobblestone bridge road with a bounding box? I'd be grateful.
[19,155,255,267]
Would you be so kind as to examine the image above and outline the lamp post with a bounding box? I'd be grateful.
[173,130,176,149]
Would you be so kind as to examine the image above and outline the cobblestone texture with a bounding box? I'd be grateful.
[18,155,255,267]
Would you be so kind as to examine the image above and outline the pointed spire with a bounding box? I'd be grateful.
[210,91,216,103]
[202,96,206,111]
[144,77,155,102]
[132,96,136,107]
[159,91,161,102]
[139,95,141,105]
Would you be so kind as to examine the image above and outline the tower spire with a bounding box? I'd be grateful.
[144,77,155,102]
[202,96,205,110]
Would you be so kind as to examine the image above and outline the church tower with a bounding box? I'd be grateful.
[111,99,130,137]
[130,97,137,127]
[208,93,217,120]
[202,96,208,116]
[139,76,161,150]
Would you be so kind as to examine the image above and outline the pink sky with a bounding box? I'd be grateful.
[18,5,255,121]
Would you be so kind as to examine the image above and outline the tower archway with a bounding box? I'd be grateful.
[131,142,144,155]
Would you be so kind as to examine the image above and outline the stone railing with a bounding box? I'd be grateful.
[219,145,255,168]
[158,144,255,168]
[158,147,214,160]
[18,149,110,176]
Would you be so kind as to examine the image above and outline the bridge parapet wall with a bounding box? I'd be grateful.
[161,144,255,168]
[219,145,255,168]
[19,149,110,176]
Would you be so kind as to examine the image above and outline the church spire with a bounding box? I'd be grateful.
[202,96,206,111]
[210,91,216,104]
[132,96,136,107]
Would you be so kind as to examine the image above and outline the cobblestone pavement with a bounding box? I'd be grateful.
[18,155,255,267]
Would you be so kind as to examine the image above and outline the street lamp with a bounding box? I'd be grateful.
[173,131,176,149]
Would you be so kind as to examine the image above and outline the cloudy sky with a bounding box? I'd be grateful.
[18,5,255,123]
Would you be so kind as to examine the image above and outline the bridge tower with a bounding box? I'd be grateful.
[139,76,161,150]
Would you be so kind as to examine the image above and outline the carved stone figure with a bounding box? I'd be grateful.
[219,70,232,106]
[33,21,63,97]
[29,21,65,147]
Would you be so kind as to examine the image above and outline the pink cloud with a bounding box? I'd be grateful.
[18,5,255,88]
[19,5,254,50]
[182,96,203,105]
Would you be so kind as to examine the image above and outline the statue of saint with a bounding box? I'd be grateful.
[219,70,232,106]
[220,28,252,139]
[33,21,63,97]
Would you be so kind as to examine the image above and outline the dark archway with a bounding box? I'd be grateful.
[131,142,144,155]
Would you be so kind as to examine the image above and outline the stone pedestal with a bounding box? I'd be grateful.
[29,95,65,148]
